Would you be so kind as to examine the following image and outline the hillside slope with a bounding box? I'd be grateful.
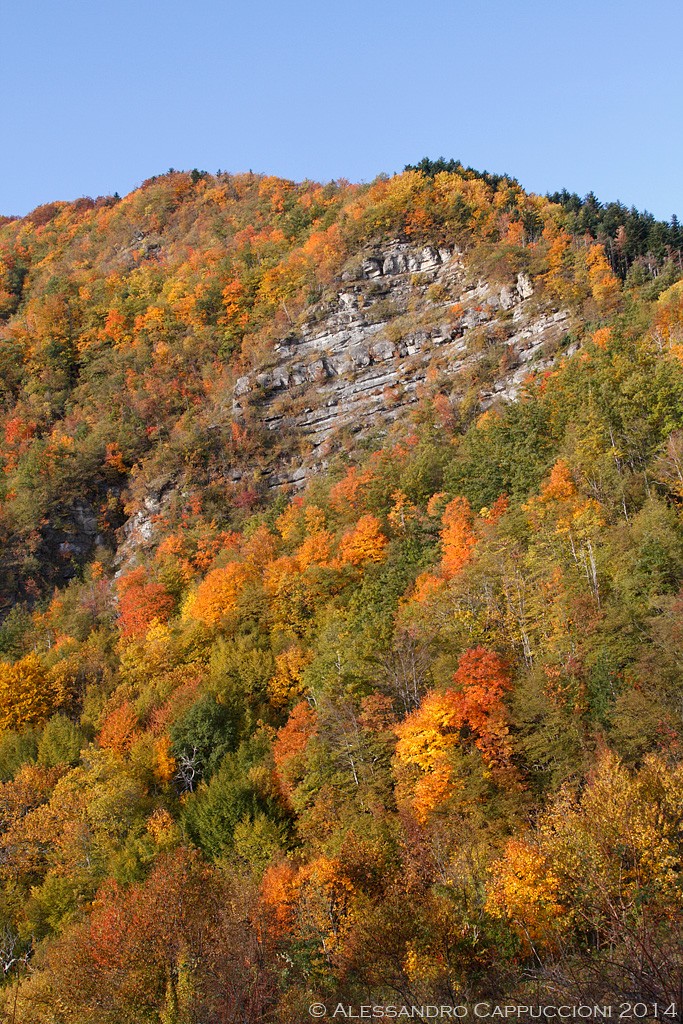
[1,167,683,1021]
[0,167,618,603]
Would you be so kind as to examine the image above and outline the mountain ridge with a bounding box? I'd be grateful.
[1,165,683,1020]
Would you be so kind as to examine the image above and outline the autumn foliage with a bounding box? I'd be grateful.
[440,496,477,578]
[337,514,388,566]
[189,561,252,626]
[0,653,68,730]
[1,164,683,1020]
[116,568,175,638]
[395,647,514,820]
[97,701,140,755]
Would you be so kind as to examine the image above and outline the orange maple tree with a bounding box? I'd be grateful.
[440,496,477,579]
[273,701,317,800]
[116,568,175,638]
[97,701,140,756]
[337,515,388,566]
[189,561,252,626]
[394,646,514,820]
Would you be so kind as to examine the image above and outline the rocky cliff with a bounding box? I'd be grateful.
[231,240,571,490]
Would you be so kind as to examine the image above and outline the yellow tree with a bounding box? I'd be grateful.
[337,515,388,566]
[486,837,567,952]
[0,653,68,730]
[487,749,683,970]
[268,646,312,707]
[584,243,621,314]
[188,562,253,626]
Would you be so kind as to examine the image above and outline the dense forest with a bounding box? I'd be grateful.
[0,163,682,1021]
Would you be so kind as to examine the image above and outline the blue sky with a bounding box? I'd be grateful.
[2,0,682,219]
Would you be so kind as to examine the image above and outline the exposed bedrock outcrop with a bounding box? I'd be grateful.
[232,240,571,489]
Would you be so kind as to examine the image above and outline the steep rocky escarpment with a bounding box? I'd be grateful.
[111,243,572,571]
[232,240,571,488]
[112,243,572,570]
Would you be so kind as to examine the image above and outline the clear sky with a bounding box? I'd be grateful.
[2,0,682,220]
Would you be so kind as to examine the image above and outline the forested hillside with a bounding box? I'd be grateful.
[1,165,683,1021]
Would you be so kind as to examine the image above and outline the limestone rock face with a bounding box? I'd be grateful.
[231,240,570,490]
[113,478,174,574]
[117,241,572,554]
[517,272,534,299]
